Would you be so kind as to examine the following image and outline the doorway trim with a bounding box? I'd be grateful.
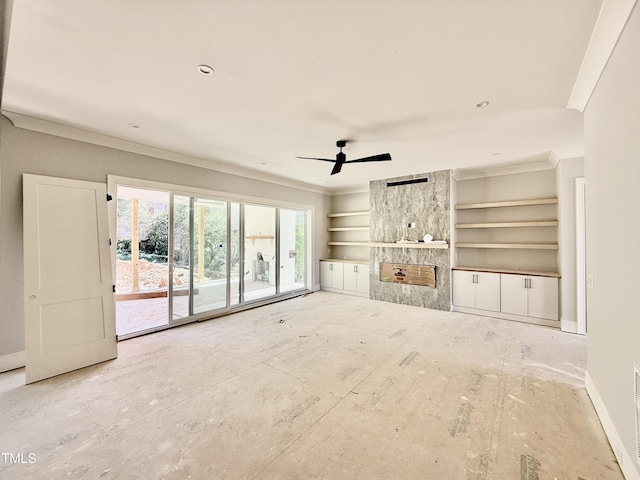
[576,177,587,334]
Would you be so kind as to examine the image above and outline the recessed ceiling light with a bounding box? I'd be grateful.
[129,123,141,129]
[491,152,502,156]
[260,162,267,165]
[475,101,490,108]
[197,64,214,75]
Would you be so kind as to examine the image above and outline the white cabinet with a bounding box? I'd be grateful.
[320,261,344,289]
[500,274,558,321]
[452,270,500,312]
[320,260,368,297]
[344,263,369,294]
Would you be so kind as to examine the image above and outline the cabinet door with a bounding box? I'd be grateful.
[500,274,528,316]
[343,263,358,292]
[452,270,476,308]
[527,276,558,320]
[331,262,344,289]
[475,272,501,312]
[356,264,370,294]
[319,262,332,288]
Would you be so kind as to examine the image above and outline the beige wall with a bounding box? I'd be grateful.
[584,2,640,477]
[0,115,330,359]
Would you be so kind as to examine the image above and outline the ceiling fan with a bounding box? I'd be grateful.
[297,140,392,175]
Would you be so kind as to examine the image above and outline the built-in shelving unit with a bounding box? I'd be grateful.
[454,197,559,252]
[323,209,370,297]
[326,211,370,248]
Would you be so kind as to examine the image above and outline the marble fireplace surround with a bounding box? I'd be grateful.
[369,170,451,311]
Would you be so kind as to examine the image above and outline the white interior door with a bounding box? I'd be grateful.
[23,174,117,384]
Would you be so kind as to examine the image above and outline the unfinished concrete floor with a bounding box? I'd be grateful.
[0,291,623,479]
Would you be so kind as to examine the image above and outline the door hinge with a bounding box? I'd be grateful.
[107,194,113,201]
[109,238,112,246]
[112,285,116,293]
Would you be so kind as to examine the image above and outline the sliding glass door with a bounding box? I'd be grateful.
[279,209,306,293]
[171,195,230,319]
[114,180,309,337]
[243,204,276,302]
[115,186,171,336]
[192,197,228,314]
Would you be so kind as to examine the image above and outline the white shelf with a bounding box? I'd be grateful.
[327,226,369,232]
[456,243,558,250]
[455,198,558,210]
[369,242,449,249]
[455,220,558,229]
[327,241,370,246]
[327,211,370,218]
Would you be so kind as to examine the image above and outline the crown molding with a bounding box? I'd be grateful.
[568,0,638,112]
[2,111,331,195]
[452,153,557,181]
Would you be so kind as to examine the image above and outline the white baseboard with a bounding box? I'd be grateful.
[0,350,25,373]
[560,317,579,334]
[585,370,640,480]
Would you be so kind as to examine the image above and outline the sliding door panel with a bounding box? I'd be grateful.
[279,209,306,293]
[192,198,228,314]
[244,205,276,301]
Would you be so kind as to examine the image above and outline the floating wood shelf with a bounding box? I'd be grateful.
[369,242,449,249]
[327,226,369,232]
[455,198,558,210]
[455,220,558,229]
[456,243,558,250]
[327,241,370,246]
[327,211,370,218]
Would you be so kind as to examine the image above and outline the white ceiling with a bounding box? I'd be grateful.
[2,1,603,193]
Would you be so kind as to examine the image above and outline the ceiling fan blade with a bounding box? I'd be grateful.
[296,156,336,163]
[344,153,392,163]
[330,162,344,175]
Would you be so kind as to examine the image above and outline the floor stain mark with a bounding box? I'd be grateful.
[466,370,484,394]
[450,402,474,437]
[520,367,536,395]
[370,376,397,406]
[183,419,206,433]
[399,351,419,367]
[485,330,496,341]
[389,328,407,339]
[261,338,292,352]
[521,344,532,359]
[520,454,541,480]
[337,365,358,382]
[274,395,320,427]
